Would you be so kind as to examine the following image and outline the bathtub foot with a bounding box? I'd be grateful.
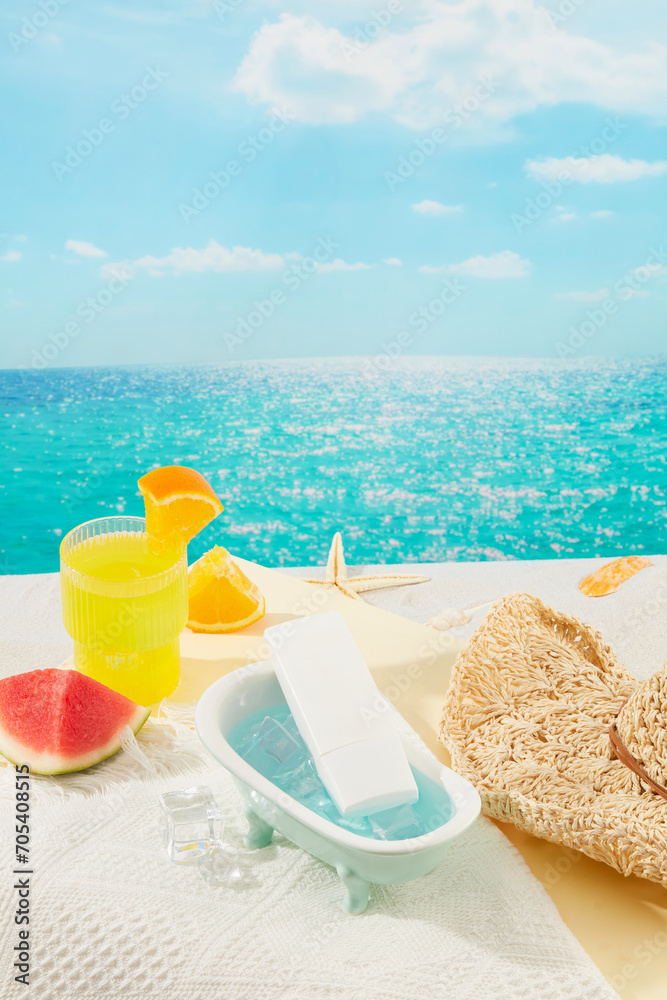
[336,865,369,915]
[243,806,274,849]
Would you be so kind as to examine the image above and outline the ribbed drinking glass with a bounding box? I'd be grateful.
[60,516,188,705]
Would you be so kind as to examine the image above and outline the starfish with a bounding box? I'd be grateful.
[302,532,429,600]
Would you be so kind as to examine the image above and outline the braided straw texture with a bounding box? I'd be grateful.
[617,670,667,791]
[440,592,667,886]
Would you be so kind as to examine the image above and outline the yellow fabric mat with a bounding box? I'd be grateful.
[174,557,667,999]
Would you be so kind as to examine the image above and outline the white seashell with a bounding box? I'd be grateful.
[426,607,471,631]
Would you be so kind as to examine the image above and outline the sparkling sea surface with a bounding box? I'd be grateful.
[0,356,665,575]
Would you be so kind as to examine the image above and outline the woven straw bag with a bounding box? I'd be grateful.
[440,592,667,886]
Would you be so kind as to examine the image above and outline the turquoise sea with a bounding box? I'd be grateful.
[1,356,665,576]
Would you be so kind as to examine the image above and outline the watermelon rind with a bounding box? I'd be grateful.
[0,700,150,775]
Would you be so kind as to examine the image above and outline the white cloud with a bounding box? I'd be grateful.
[556,285,653,303]
[554,207,577,221]
[65,239,108,258]
[50,253,81,265]
[100,261,135,281]
[315,258,372,273]
[412,200,463,216]
[232,4,667,132]
[234,14,402,126]
[555,289,609,302]
[637,264,667,277]
[14,235,27,243]
[590,210,614,218]
[526,154,667,184]
[1,251,21,262]
[384,257,402,266]
[105,241,371,278]
[423,250,530,279]
[133,240,285,275]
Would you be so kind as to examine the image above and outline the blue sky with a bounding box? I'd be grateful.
[1,0,666,368]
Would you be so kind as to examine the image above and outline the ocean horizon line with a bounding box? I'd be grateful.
[2,352,666,377]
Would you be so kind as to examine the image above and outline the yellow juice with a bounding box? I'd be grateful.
[60,517,188,706]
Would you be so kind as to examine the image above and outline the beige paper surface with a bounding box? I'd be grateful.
[177,557,667,999]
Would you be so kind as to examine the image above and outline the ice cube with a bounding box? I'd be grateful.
[369,803,424,841]
[237,715,307,779]
[159,786,224,864]
[160,786,215,814]
[273,759,347,825]
[336,812,374,837]
[197,846,245,887]
[281,760,323,802]
[282,712,304,744]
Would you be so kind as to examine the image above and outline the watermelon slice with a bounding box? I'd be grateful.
[0,669,150,775]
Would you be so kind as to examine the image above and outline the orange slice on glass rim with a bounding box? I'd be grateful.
[137,465,223,555]
[187,546,265,633]
[579,555,652,597]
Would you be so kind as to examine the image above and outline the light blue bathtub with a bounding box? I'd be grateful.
[195,659,481,913]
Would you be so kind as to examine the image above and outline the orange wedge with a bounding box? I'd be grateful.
[579,555,652,597]
[187,546,265,633]
[138,465,223,555]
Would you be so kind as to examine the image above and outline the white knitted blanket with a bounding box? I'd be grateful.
[0,573,620,1000]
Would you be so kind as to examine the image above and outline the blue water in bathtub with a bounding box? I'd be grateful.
[228,703,454,841]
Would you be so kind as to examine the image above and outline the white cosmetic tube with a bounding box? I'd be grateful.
[265,613,418,816]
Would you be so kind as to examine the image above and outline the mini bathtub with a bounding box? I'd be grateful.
[195,660,481,914]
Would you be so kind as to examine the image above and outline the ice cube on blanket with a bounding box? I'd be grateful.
[369,803,424,841]
[159,785,224,863]
[237,715,308,779]
[197,846,244,887]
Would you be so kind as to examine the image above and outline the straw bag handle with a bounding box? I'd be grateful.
[609,714,667,802]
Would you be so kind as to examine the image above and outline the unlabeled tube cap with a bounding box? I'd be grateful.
[319,736,419,817]
[265,612,419,816]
